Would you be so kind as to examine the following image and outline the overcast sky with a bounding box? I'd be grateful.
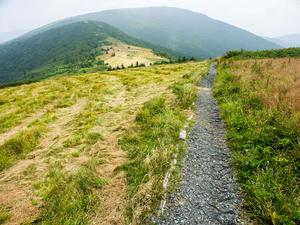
[0,0,299,37]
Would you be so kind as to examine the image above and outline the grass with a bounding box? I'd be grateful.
[170,71,200,109]
[0,61,209,224]
[0,128,42,171]
[0,205,11,225]
[214,57,300,225]
[118,66,206,223]
[34,160,104,225]
[98,38,168,69]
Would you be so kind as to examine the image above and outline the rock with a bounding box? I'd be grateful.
[179,130,187,140]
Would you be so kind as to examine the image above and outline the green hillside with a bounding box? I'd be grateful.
[0,21,174,85]
[24,7,280,59]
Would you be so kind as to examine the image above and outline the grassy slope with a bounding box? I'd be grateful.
[98,38,168,68]
[214,55,300,224]
[0,61,209,225]
[0,21,173,86]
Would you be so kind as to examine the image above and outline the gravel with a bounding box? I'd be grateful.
[153,63,243,225]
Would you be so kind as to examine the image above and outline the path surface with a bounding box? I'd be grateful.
[155,63,243,225]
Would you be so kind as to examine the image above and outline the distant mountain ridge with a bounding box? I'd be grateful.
[275,34,300,47]
[264,34,300,48]
[18,7,280,59]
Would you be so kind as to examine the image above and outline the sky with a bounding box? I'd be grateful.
[0,0,299,37]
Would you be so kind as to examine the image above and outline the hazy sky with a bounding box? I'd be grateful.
[0,0,299,37]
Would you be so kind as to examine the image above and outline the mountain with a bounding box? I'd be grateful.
[264,34,300,48]
[0,21,169,85]
[0,30,27,44]
[263,37,285,48]
[274,34,300,47]
[22,7,279,59]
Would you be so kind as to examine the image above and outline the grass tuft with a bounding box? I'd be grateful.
[35,160,104,225]
[0,128,42,171]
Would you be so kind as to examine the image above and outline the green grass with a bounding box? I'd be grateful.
[0,205,11,225]
[170,70,201,109]
[214,64,300,225]
[119,97,186,223]
[34,160,104,225]
[0,111,58,171]
[0,128,42,171]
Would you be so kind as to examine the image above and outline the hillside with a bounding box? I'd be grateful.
[0,61,208,224]
[215,49,300,224]
[98,38,168,68]
[0,21,170,85]
[19,7,280,59]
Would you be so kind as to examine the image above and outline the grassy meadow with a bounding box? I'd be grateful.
[98,38,168,69]
[0,61,209,225]
[214,57,300,225]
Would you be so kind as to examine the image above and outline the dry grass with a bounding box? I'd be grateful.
[0,61,208,225]
[230,58,300,115]
[98,38,167,68]
[215,57,300,224]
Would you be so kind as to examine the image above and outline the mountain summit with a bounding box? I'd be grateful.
[24,7,279,58]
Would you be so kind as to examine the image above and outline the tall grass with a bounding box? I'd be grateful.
[214,59,300,225]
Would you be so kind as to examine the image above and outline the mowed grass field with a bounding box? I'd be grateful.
[98,38,167,68]
[0,61,209,225]
[214,57,300,224]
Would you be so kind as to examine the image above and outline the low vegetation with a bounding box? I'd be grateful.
[223,47,300,60]
[0,61,208,225]
[214,55,300,224]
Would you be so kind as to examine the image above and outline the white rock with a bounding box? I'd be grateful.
[179,130,187,140]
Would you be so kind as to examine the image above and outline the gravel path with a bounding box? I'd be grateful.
[154,63,243,225]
